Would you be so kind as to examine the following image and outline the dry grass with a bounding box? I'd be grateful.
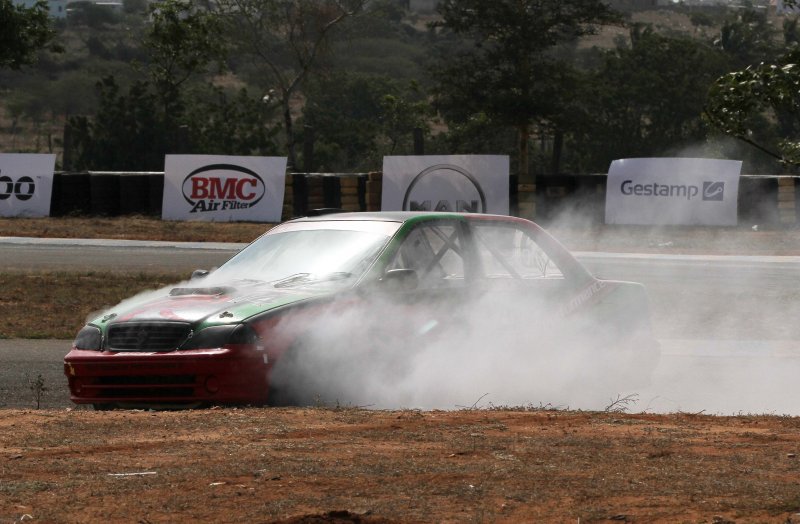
[0,216,270,243]
[2,408,800,522]
[0,271,186,339]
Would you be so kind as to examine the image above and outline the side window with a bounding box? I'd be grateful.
[471,223,563,279]
[388,222,465,288]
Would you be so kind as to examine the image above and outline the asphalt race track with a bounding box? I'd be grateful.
[2,238,800,414]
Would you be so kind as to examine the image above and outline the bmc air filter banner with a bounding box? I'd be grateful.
[0,153,56,218]
[162,155,287,222]
[604,157,742,226]
[381,155,510,215]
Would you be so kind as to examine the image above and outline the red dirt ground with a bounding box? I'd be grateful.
[3,407,800,523]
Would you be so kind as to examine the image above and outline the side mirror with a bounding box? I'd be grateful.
[381,269,418,291]
[191,269,209,280]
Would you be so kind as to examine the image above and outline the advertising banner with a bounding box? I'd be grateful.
[162,155,287,222]
[0,153,56,217]
[381,155,509,215]
[605,158,742,226]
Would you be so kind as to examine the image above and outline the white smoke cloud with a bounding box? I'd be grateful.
[266,282,652,411]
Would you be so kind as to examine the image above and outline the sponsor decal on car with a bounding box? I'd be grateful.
[562,280,608,317]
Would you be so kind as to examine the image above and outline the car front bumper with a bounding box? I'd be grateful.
[64,345,270,406]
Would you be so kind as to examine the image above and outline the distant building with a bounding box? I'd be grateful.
[13,0,126,19]
[607,0,658,8]
[409,0,438,13]
[775,0,800,14]
[13,0,69,19]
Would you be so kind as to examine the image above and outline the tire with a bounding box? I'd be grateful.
[267,339,317,407]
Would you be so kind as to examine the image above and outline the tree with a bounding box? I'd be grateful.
[301,72,430,171]
[568,25,730,173]
[66,0,275,170]
[705,47,800,167]
[0,0,55,69]
[713,7,778,69]
[430,0,621,185]
[212,0,369,169]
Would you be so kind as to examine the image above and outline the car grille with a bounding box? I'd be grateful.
[107,322,192,351]
[93,375,198,398]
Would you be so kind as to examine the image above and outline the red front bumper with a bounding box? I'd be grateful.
[64,345,270,406]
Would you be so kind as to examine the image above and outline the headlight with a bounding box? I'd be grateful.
[180,324,259,350]
[74,325,102,350]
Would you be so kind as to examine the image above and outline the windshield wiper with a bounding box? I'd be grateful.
[272,272,352,288]
[271,273,311,288]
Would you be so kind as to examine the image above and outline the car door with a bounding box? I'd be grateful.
[364,217,474,352]
[463,218,576,331]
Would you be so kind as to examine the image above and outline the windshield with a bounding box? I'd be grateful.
[205,221,398,289]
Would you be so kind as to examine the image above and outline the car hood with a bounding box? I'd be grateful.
[90,281,329,329]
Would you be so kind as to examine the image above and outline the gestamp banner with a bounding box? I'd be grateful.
[381,155,509,215]
[162,155,287,222]
[605,158,742,226]
[0,153,56,217]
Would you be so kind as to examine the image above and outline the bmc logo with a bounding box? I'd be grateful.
[0,174,35,201]
[181,164,266,213]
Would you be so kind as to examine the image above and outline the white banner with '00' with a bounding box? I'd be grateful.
[0,153,56,217]
[605,158,742,226]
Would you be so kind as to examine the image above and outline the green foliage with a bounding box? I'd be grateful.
[213,0,370,167]
[713,8,778,68]
[0,0,55,69]
[301,72,429,171]
[428,112,516,157]
[431,0,622,178]
[145,0,227,98]
[567,26,730,172]
[705,48,800,166]
[68,77,164,170]
[184,85,280,157]
[68,76,279,170]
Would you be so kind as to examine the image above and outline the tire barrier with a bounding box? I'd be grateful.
[46,171,800,226]
[119,174,150,215]
[738,177,779,226]
[89,173,120,216]
[52,172,91,216]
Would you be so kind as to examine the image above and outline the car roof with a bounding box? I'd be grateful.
[290,211,513,224]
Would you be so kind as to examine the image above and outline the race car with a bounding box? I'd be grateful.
[64,212,659,409]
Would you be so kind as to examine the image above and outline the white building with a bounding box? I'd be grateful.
[13,0,69,18]
[775,0,800,14]
[13,0,125,19]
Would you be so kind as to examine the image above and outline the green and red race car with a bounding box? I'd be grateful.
[64,212,659,409]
